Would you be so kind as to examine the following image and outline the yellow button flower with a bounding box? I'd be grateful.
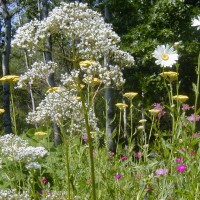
[115,103,128,110]
[123,92,138,100]
[173,95,189,103]
[34,131,47,136]
[159,71,178,82]
[0,109,5,114]
[0,75,20,84]
[79,60,95,67]
[46,87,59,93]
[149,109,160,116]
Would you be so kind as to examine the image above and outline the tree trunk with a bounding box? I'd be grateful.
[40,0,62,146]
[104,2,116,153]
[0,0,12,134]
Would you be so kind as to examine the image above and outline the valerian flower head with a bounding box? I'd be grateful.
[192,16,200,30]
[17,61,57,88]
[152,44,178,67]
[0,134,48,163]
[12,2,134,66]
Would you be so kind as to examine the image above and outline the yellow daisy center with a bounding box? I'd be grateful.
[161,53,169,61]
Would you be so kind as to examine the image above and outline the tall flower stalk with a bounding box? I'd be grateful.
[193,54,200,132]
[123,92,138,136]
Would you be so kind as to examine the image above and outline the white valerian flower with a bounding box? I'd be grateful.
[192,16,200,30]
[0,134,48,163]
[16,61,57,88]
[12,2,134,67]
[0,189,30,200]
[152,44,178,67]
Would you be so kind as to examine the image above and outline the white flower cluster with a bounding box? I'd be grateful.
[0,134,48,164]
[41,191,68,200]
[12,2,134,66]
[79,61,125,88]
[0,189,30,200]
[60,70,80,87]
[26,87,99,134]
[192,16,200,30]
[17,61,57,88]
[12,20,41,54]
[25,162,41,170]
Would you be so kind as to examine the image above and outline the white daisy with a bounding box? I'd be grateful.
[192,16,200,30]
[152,44,178,68]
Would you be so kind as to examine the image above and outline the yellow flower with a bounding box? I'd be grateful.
[137,125,144,130]
[46,87,59,93]
[139,119,147,123]
[76,96,81,101]
[90,131,97,138]
[83,77,102,87]
[71,84,85,89]
[115,103,128,110]
[172,95,189,103]
[0,75,20,84]
[159,71,178,82]
[79,60,95,67]
[123,92,138,100]
[34,131,47,136]
[149,109,160,116]
[0,109,5,114]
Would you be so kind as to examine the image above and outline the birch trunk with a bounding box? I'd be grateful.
[0,0,12,134]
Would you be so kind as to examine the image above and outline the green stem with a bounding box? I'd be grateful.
[169,83,175,137]
[72,44,96,199]
[10,85,17,135]
[61,126,71,200]
[194,54,200,132]
[130,100,133,136]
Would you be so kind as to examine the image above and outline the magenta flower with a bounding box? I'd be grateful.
[121,155,128,161]
[155,168,168,176]
[176,164,187,173]
[135,152,142,158]
[82,134,88,142]
[42,177,48,183]
[176,158,183,163]
[187,114,200,123]
[146,186,153,191]
[115,173,121,179]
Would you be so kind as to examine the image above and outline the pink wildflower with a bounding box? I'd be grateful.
[176,158,183,163]
[135,152,142,158]
[153,103,165,119]
[187,114,200,123]
[121,155,128,161]
[42,177,48,183]
[146,186,153,191]
[181,104,191,111]
[115,173,121,179]
[176,164,187,173]
[82,134,88,142]
[155,168,168,176]
[193,132,200,138]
